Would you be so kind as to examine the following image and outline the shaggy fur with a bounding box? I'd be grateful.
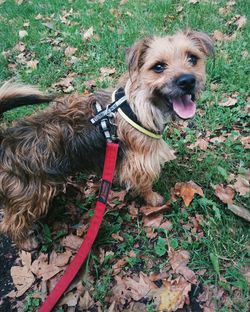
[0,30,213,250]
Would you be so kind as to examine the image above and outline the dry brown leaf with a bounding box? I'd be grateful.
[150,278,191,312]
[10,266,35,297]
[61,234,83,250]
[219,7,230,15]
[213,184,235,205]
[209,135,226,143]
[212,30,235,42]
[112,233,124,241]
[18,30,28,39]
[159,220,173,231]
[140,201,171,216]
[78,290,94,310]
[113,272,157,302]
[108,189,127,205]
[233,175,249,197]
[82,27,94,40]
[219,97,237,107]
[240,136,250,149]
[31,253,62,281]
[176,5,183,13]
[120,0,128,5]
[26,60,39,70]
[19,251,32,268]
[59,291,79,307]
[14,42,26,52]
[228,204,250,222]
[168,247,197,283]
[236,16,247,29]
[64,46,77,57]
[100,67,116,77]
[143,214,163,227]
[83,79,96,89]
[188,138,209,151]
[112,257,128,275]
[50,250,72,267]
[53,73,76,92]
[171,181,204,207]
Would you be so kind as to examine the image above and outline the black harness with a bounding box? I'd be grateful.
[90,88,161,141]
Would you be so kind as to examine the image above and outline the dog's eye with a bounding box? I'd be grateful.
[187,54,198,65]
[152,63,166,73]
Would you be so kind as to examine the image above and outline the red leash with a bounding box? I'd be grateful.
[39,142,119,312]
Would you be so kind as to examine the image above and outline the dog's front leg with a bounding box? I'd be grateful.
[119,153,164,206]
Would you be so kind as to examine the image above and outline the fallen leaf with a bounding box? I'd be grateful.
[82,27,94,40]
[19,251,32,268]
[78,290,94,310]
[100,67,116,78]
[11,266,35,297]
[150,278,191,312]
[112,257,128,275]
[219,97,237,107]
[19,30,28,39]
[61,234,83,250]
[31,253,62,281]
[171,181,204,207]
[236,16,247,29]
[233,175,249,197]
[240,136,250,149]
[112,233,124,241]
[212,30,235,41]
[168,247,197,283]
[64,46,77,57]
[59,291,79,307]
[176,5,183,13]
[26,59,39,70]
[140,201,171,216]
[14,42,26,52]
[209,135,226,143]
[112,272,157,302]
[188,138,209,151]
[83,79,96,89]
[159,220,173,231]
[219,7,230,15]
[143,214,163,227]
[50,250,72,267]
[213,184,235,205]
[228,204,250,222]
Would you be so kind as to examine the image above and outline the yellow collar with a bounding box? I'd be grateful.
[112,90,162,140]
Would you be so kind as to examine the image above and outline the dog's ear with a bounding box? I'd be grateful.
[126,37,152,71]
[184,30,214,56]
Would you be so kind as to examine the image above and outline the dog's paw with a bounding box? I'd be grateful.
[145,191,164,206]
[17,234,40,251]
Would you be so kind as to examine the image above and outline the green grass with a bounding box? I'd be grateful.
[0,0,249,311]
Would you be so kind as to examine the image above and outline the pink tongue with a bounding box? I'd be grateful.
[172,95,196,119]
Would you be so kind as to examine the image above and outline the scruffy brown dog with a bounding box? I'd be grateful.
[0,31,213,250]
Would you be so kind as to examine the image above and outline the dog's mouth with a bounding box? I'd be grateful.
[170,94,196,119]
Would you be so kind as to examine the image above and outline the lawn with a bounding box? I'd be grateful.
[0,0,249,311]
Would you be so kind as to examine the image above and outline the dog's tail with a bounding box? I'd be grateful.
[0,80,55,114]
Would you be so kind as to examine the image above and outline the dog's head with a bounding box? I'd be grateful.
[126,31,214,121]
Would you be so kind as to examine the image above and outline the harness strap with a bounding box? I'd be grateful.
[39,142,119,312]
[91,88,162,139]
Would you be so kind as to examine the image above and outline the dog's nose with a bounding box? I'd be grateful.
[176,74,196,93]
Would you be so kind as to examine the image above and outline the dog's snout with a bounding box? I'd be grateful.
[176,74,196,93]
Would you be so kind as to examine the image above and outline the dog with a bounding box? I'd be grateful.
[0,30,213,250]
